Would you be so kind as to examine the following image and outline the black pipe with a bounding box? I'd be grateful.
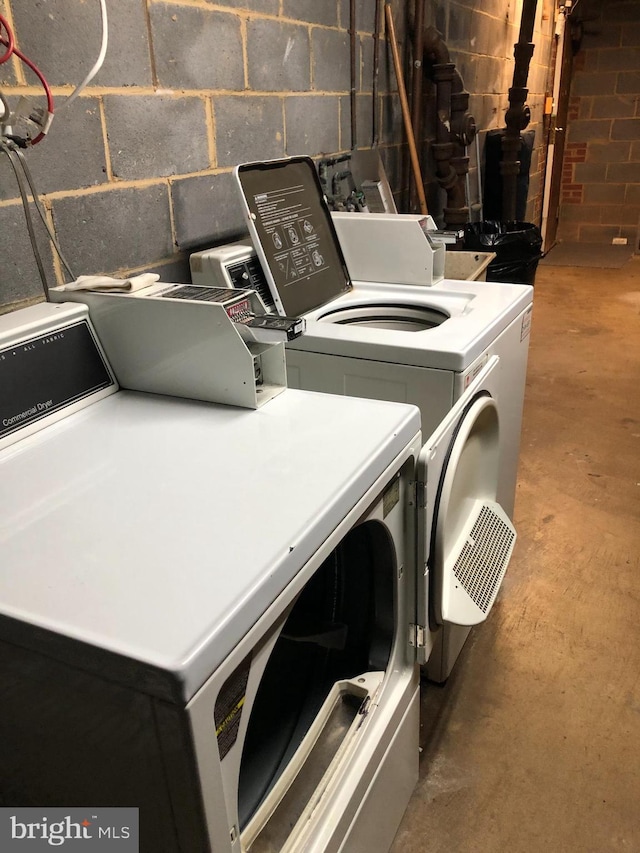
[501,0,538,221]
[372,0,381,146]
[422,26,476,228]
[423,25,449,65]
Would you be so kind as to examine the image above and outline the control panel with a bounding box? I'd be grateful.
[50,281,304,410]
[0,303,117,449]
[190,240,276,311]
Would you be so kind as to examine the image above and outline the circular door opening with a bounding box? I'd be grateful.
[238,519,396,835]
[439,398,501,552]
[318,303,449,332]
[432,395,516,627]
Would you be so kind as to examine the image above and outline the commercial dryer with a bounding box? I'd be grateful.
[0,302,513,851]
[229,156,531,680]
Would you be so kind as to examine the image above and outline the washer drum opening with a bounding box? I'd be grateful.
[318,303,449,332]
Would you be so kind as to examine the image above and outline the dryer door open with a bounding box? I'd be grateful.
[416,356,516,649]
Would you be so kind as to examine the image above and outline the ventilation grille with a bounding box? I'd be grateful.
[452,504,515,614]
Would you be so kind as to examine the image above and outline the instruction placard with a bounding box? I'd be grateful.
[237,158,351,316]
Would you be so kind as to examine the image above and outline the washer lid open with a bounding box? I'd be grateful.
[235,157,352,317]
[415,356,516,648]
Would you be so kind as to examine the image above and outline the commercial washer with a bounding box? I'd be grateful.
[229,156,531,680]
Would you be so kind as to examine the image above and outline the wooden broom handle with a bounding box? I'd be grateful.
[384,3,428,215]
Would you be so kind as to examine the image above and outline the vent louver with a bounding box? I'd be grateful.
[452,503,515,614]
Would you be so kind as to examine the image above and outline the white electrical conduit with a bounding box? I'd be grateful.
[62,0,108,109]
[464,136,485,223]
[465,145,471,222]
[0,88,9,127]
[540,7,566,250]
[475,132,484,222]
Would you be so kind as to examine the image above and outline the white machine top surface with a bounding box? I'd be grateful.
[0,388,419,699]
[286,278,533,371]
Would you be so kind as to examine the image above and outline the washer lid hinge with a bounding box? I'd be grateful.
[409,623,427,648]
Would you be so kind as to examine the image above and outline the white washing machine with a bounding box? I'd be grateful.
[230,157,531,680]
[0,303,514,851]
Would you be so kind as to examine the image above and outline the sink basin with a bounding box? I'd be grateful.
[444,251,495,281]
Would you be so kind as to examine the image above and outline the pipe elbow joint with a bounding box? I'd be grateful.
[453,113,477,146]
[422,26,450,66]
[505,103,531,131]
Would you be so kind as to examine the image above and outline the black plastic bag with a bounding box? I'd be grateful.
[463,221,542,286]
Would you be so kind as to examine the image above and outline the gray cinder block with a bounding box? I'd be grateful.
[567,119,612,143]
[572,71,618,97]
[285,96,339,156]
[215,0,279,12]
[104,95,210,180]
[337,0,377,33]
[214,95,285,167]
[282,0,338,27]
[51,184,173,275]
[11,0,152,87]
[247,19,311,92]
[0,203,56,305]
[312,28,350,93]
[380,94,402,146]
[584,183,626,205]
[355,0,380,35]
[137,255,193,285]
[598,47,640,73]
[171,171,246,250]
[150,4,244,91]
[607,161,640,183]
[611,118,640,141]
[575,162,608,183]
[591,96,636,119]
[0,98,106,198]
[617,71,640,94]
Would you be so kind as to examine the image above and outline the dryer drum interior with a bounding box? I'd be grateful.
[236,519,396,850]
[319,303,449,332]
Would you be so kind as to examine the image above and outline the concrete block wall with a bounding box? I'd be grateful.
[420,0,555,225]
[0,1,559,312]
[557,0,640,246]
[0,0,408,310]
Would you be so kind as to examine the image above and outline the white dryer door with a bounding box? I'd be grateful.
[416,355,516,634]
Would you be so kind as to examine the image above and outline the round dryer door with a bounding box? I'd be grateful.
[417,356,517,629]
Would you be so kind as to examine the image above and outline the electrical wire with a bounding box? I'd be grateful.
[0,13,15,65]
[0,142,50,299]
[63,0,108,109]
[10,143,76,280]
[13,49,53,145]
[0,13,54,144]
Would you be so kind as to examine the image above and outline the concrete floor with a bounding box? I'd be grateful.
[391,257,640,852]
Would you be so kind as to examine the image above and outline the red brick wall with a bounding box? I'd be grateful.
[557,0,640,246]
[561,141,587,205]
